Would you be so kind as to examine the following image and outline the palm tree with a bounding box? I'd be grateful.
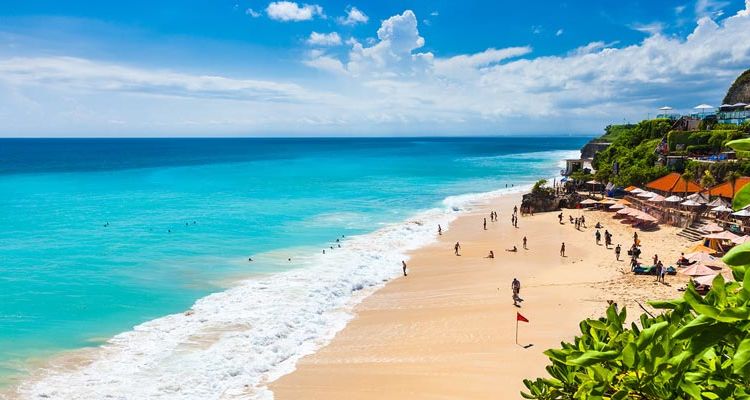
[728,171,742,199]
[682,171,694,196]
[701,170,716,198]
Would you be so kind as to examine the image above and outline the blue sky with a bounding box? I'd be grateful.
[1,0,749,136]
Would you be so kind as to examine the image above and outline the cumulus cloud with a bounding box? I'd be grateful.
[306,32,341,46]
[3,5,750,136]
[266,1,324,22]
[338,6,368,26]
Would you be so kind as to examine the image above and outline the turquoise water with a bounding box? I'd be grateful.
[0,137,587,386]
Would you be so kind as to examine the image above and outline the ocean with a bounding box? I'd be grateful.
[0,137,588,398]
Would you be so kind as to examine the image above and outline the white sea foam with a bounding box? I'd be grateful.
[18,185,535,400]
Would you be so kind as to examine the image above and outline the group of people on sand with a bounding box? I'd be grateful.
[595,229,613,248]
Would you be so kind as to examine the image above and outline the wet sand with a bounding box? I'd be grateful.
[270,193,690,399]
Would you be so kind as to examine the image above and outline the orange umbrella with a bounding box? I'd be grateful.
[684,244,717,254]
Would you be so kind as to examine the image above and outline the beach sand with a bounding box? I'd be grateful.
[270,192,691,399]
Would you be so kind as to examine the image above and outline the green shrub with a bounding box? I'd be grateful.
[522,243,750,399]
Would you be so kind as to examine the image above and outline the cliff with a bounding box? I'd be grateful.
[723,69,750,104]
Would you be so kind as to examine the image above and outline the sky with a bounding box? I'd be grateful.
[1,0,749,137]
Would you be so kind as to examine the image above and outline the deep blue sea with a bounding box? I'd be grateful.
[0,137,588,397]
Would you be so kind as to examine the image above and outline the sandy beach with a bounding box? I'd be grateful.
[270,192,691,399]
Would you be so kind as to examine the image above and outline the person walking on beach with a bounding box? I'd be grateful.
[483,218,487,230]
[454,242,461,256]
[523,236,527,250]
[402,260,407,277]
[560,242,566,257]
[438,224,442,236]
[558,213,563,224]
[615,244,621,260]
[655,261,663,282]
[512,278,521,307]
[595,230,601,245]
[581,216,586,228]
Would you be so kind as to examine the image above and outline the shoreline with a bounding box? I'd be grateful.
[2,183,540,399]
[270,191,692,399]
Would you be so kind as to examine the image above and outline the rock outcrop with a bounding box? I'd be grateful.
[723,69,750,105]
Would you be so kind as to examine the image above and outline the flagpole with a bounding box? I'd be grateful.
[515,317,518,344]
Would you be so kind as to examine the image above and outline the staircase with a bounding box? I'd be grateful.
[677,220,708,242]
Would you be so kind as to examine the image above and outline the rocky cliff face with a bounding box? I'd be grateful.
[723,69,750,104]
[580,141,611,159]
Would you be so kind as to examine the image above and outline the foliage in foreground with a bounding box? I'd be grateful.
[522,243,750,399]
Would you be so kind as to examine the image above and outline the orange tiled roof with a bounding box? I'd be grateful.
[705,177,750,199]
[645,172,702,194]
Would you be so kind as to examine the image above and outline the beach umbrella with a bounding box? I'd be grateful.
[707,198,730,207]
[684,244,717,254]
[711,205,734,213]
[637,191,656,198]
[680,199,702,207]
[664,195,683,203]
[609,203,626,210]
[703,231,740,241]
[686,192,709,204]
[598,199,616,205]
[685,252,723,266]
[659,106,673,111]
[648,194,666,202]
[732,103,747,107]
[693,269,735,285]
[746,104,750,109]
[630,188,645,194]
[616,207,633,215]
[701,222,724,233]
[732,209,750,217]
[635,212,657,222]
[732,235,750,245]
[694,104,713,118]
[680,263,723,277]
[580,198,598,206]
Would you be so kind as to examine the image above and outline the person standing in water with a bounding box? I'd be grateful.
[402,260,407,277]
[438,224,442,235]
[483,218,487,230]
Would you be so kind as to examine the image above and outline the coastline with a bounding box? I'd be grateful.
[270,191,691,399]
[3,182,538,399]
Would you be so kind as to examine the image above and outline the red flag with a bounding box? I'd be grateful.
[516,312,529,323]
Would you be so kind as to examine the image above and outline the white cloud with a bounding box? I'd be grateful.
[695,0,729,18]
[338,6,368,26]
[306,31,342,46]
[266,1,324,22]
[556,29,564,36]
[246,8,261,18]
[675,5,687,14]
[531,25,542,34]
[629,21,665,35]
[430,11,439,17]
[3,4,750,136]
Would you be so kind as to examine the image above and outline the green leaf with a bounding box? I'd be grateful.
[672,315,714,340]
[637,321,669,350]
[567,350,619,367]
[680,380,702,399]
[622,342,637,368]
[715,307,750,323]
[650,299,685,309]
[683,287,719,318]
[723,242,750,266]
[734,337,750,378]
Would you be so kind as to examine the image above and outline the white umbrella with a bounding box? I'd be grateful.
[580,199,598,205]
[732,235,750,245]
[694,104,713,109]
[720,104,733,108]
[693,270,735,285]
[711,205,734,213]
[732,103,748,107]
[701,222,724,233]
[637,191,656,198]
[707,198,729,207]
[648,194,666,202]
[630,188,645,194]
[681,199,701,207]
[732,209,750,217]
[609,203,626,210]
[686,192,709,204]
[746,104,750,109]
[664,195,683,203]
[659,106,673,111]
